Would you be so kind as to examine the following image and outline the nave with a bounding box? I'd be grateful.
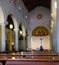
[0,0,59,65]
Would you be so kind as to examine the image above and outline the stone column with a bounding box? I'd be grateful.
[14,29,18,51]
[55,0,59,53]
[1,23,6,51]
[22,36,26,50]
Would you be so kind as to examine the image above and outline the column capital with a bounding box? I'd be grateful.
[1,23,5,27]
[14,28,19,32]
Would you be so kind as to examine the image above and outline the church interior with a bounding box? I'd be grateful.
[0,0,59,65]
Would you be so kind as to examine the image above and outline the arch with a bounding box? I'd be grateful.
[18,23,23,51]
[0,1,6,23]
[18,23,26,51]
[25,29,28,49]
[19,23,23,40]
[19,23,26,37]
[6,14,14,30]
[22,24,26,37]
[32,26,49,36]
[6,14,18,31]
[11,15,18,31]
[5,14,18,51]
[0,1,6,52]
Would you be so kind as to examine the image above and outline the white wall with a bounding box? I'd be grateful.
[15,0,29,31]
[28,6,51,50]
[0,0,29,51]
[51,0,57,52]
[0,0,29,30]
[55,0,59,53]
[31,36,50,50]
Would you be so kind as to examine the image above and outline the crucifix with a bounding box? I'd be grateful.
[38,31,43,50]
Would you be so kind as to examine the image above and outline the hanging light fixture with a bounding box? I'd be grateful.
[9,24,13,29]
[20,30,22,34]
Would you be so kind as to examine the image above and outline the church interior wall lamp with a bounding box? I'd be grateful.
[9,24,13,29]
[6,14,14,30]
[20,30,22,34]
[19,24,23,40]
[19,30,23,40]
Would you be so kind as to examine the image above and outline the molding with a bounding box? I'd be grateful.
[37,13,42,19]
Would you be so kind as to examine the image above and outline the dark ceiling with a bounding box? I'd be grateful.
[22,0,51,12]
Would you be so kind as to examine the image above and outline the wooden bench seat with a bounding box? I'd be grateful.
[5,60,59,65]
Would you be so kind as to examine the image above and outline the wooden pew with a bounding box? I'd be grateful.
[0,63,2,65]
[0,51,58,60]
[5,59,59,65]
[0,51,59,65]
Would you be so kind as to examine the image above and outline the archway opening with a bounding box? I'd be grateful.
[0,4,6,52]
[31,26,50,51]
[5,14,15,52]
[25,29,28,50]
[18,23,23,51]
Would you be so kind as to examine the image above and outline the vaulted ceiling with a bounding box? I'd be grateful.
[22,0,51,12]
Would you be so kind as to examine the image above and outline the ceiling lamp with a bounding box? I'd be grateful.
[9,24,13,29]
[12,42,14,45]
[20,30,22,34]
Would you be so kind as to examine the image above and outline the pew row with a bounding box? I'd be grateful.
[5,59,59,65]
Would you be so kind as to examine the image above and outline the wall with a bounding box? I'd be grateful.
[15,0,29,31]
[5,28,15,51]
[0,0,29,30]
[55,0,59,53]
[31,36,50,50]
[0,0,29,51]
[0,26,2,51]
[51,0,57,52]
[28,6,51,50]
[29,6,51,32]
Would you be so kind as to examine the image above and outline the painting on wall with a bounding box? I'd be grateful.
[32,26,49,36]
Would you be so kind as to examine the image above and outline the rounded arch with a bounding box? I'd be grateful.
[6,14,18,31]
[19,23,26,37]
[32,26,49,36]
[0,1,6,23]
[5,14,18,51]
[11,15,18,31]
[19,23,24,40]
[18,23,26,50]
